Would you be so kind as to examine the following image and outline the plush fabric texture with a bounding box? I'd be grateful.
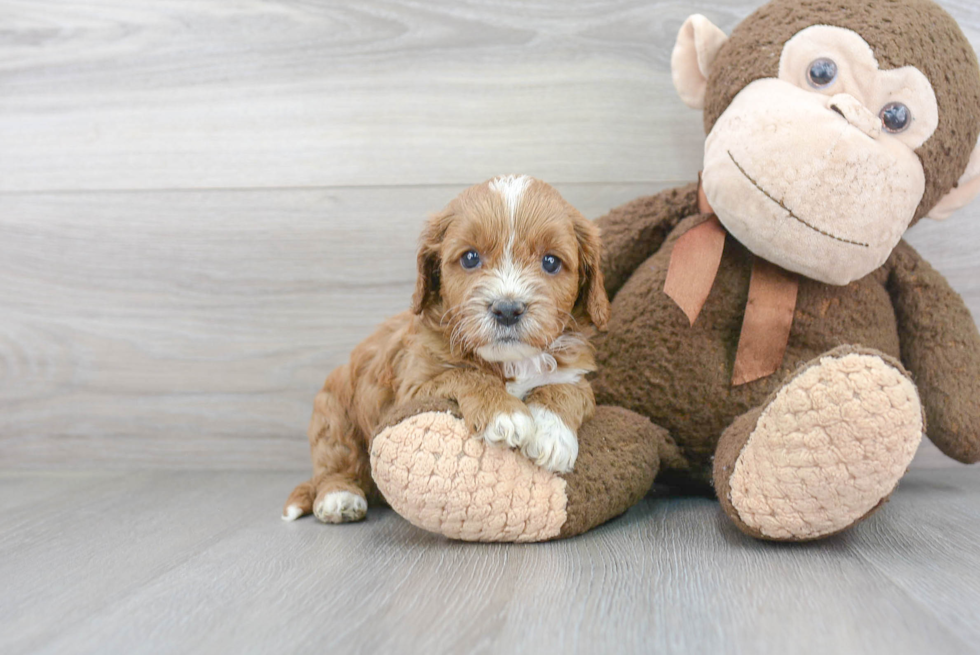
[593,208,906,481]
[777,26,940,147]
[702,0,980,222]
[929,144,980,220]
[711,400,893,542]
[599,182,700,298]
[703,77,928,285]
[717,347,923,541]
[371,409,569,542]
[369,0,980,543]
[558,406,678,538]
[888,242,980,463]
[373,188,980,542]
[370,404,678,541]
[592,187,980,533]
[672,14,730,109]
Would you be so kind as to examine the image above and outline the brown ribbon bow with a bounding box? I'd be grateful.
[663,180,798,386]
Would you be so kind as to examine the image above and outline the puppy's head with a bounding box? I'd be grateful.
[412,175,609,362]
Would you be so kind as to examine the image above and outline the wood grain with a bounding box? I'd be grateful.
[1,185,975,470]
[1,0,979,470]
[0,0,976,192]
[0,184,667,469]
[1,469,977,655]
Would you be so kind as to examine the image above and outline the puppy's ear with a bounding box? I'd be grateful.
[572,212,611,330]
[412,208,453,314]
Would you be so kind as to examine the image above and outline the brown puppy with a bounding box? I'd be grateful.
[282,176,610,523]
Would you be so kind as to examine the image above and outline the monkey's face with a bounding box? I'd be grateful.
[701,26,939,285]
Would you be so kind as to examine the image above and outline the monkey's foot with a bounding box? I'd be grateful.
[370,400,670,542]
[714,348,923,541]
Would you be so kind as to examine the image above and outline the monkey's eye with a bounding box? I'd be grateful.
[880,102,912,134]
[806,58,838,89]
[460,250,482,270]
[541,254,562,275]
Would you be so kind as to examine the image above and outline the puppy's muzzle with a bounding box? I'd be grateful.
[490,300,526,327]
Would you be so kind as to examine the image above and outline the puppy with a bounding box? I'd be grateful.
[282,175,610,524]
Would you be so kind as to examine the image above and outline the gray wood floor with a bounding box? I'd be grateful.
[2,467,980,655]
[3,1,980,653]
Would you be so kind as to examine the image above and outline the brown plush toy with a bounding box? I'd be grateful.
[370,0,980,542]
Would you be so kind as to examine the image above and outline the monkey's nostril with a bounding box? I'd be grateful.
[490,300,526,327]
[829,104,845,118]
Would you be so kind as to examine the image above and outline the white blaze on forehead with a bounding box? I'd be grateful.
[487,175,534,299]
[489,175,532,224]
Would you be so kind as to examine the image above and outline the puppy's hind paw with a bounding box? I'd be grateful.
[523,406,578,473]
[313,491,368,524]
[483,410,536,449]
[282,504,305,521]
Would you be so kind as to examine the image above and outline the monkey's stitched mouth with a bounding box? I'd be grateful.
[726,151,870,248]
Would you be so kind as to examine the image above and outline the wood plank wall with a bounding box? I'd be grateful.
[2,0,978,469]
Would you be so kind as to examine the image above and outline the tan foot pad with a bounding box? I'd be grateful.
[370,411,568,542]
[729,353,923,540]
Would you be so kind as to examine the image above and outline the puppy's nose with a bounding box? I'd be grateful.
[490,300,526,327]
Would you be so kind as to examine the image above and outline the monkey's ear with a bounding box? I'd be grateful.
[671,14,728,110]
[927,137,980,221]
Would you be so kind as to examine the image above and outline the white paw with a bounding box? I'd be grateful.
[281,504,304,522]
[483,410,537,449]
[523,406,579,473]
[313,491,367,524]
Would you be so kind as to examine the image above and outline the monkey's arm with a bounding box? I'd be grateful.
[888,241,980,463]
[596,182,699,299]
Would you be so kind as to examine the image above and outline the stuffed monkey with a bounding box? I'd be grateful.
[369,0,980,542]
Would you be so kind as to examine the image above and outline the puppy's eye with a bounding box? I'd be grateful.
[807,58,838,89]
[460,250,481,270]
[541,254,561,275]
[880,102,912,133]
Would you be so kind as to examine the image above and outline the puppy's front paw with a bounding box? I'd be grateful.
[523,405,579,473]
[483,410,536,449]
[313,490,367,524]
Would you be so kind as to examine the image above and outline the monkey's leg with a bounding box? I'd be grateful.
[370,400,685,542]
[713,346,923,541]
